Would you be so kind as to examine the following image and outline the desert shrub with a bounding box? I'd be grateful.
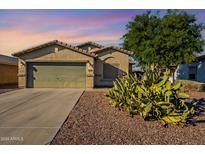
[177,80,205,92]
[107,65,196,126]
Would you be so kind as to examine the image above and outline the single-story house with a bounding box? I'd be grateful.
[0,54,18,85]
[12,40,133,88]
[176,54,205,83]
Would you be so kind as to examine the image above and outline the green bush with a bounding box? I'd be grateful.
[106,65,196,126]
[177,80,205,92]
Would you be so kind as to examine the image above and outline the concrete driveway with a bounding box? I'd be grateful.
[0,88,84,145]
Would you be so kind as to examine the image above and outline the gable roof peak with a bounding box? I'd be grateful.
[92,46,133,56]
[77,41,104,48]
[12,40,97,58]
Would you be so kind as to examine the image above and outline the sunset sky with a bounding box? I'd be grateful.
[0,9,205,56]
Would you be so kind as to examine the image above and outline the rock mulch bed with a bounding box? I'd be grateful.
[51,91,205,145]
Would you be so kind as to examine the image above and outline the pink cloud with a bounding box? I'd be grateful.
[0,12,131,33]
[0,11,131,56]
[48,13,131,27]
[0,28,122,56]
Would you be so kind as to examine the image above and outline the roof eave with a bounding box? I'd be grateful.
[77,41,104,48]
[93,46,133,56]
[12,40,97,58]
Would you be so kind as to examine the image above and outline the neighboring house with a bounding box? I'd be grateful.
[12,40,133,88]
[176,54,205,83]
[0,54,18,85]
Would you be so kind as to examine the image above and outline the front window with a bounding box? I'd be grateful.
[103,63,119,80]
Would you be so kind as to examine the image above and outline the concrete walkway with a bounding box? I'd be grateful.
[0,88,84,145]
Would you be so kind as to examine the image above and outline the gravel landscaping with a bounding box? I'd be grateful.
[51,90,205,145]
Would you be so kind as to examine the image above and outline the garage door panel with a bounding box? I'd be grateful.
[27,62,86,88]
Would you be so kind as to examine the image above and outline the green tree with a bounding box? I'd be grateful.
[123,10,204,82]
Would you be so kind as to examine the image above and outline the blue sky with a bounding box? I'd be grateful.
[0,9,205,55]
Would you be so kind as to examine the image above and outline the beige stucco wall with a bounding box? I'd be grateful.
[17,44,94,88]
[94,49,129,87]
[0,64,18,85]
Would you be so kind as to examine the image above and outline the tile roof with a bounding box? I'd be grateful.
[12,40,134,59]
[92,46,133,56]
[129,58,135,64]
[12,40,97,58]
[77,41,104,48]
[196,51,205,60]
[0,54,18,65]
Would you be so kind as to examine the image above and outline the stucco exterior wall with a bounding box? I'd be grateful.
[0,64,18,85]
[17,45,94,88]
[176,61,205,83]
[94,49,129,87]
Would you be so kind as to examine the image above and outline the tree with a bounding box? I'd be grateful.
[123,10,205,82]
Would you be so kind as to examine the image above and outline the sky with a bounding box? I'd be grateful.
[0,9,205,56]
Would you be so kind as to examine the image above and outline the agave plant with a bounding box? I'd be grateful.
[107,75,139,112]
[106,65,196,126]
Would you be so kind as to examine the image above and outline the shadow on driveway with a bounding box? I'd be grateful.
[0,84,18,94]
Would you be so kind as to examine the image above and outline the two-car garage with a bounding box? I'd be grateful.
[27,62,86,88]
